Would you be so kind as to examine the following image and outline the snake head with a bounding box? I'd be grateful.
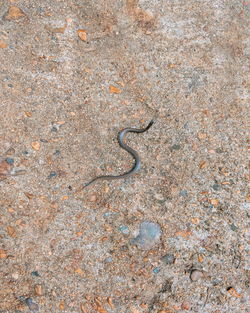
[145,120,154,131]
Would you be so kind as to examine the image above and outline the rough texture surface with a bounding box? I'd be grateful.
[0,0,249,312]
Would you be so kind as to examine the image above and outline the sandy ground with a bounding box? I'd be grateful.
[0,0,249,312]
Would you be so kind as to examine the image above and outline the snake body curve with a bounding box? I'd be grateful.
[83,120,154,188]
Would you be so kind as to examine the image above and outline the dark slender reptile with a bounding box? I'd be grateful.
[83,120,154,188]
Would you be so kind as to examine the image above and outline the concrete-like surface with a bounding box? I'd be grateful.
[0,0,249,312]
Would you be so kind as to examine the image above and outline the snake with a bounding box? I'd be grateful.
[83,120,154,188]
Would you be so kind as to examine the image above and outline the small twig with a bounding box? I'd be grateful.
[203,287,210,308]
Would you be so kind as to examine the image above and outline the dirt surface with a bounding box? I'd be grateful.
[0,0,249,312]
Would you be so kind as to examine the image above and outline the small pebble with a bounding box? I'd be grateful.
[120,245,128,251]
[179,190,188,197]
[77,29,87,41]
[19,296,26,302]
[104,256,113,263]
[12,273,19,280]
[190,269,203,281]
[4,6,26,20]
[154,193,165,201]
[216,148,223,153]
[51,126,58,132]
[230,223,238,231]
[212,278,222,286]
[212,183,220,191]
[54,150,61,155]
[210,199,219,206]
[59,300,65,310]
[34,284,44,296]
[109,85,122,94]
[197,132,207,140]
[3,76,11,81]
[162,253,175,265]
[5,157,14,165]
[131,221,162,250]
[153,267,160,274]
[37,7,45,14]
[119,225,130,235]
[103,212,118,218]
[171,144,181,150]
[31,271,40,277]
[181,301,190,310]
[0,249,7,258]
[31,141,40,151]
[103,212,111,217]
[89,194,97,202]
[48,171,57,179]
[25,298,39,312]
[160,280,172,293]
